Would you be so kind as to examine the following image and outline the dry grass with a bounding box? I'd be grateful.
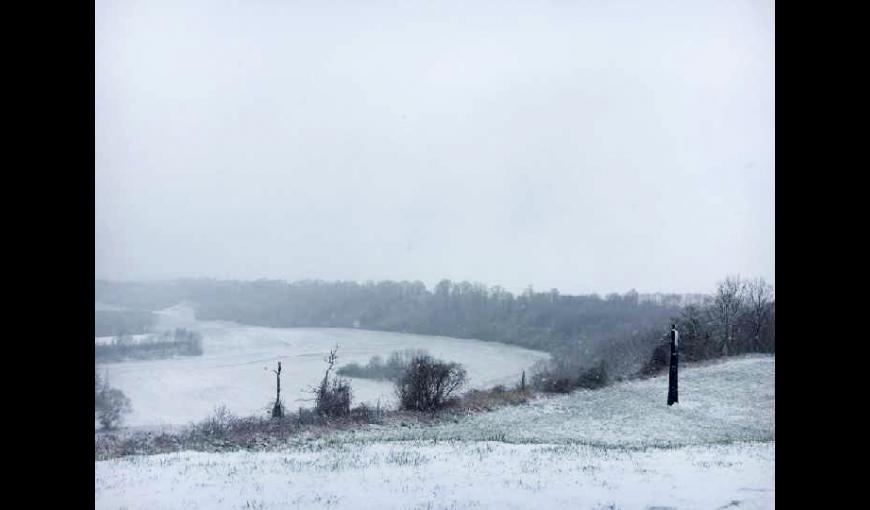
[453,385,534,412]
[94,382,538,460]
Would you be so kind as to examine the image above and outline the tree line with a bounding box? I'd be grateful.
[337,348,429,382]
[643,276,774,374]
[95,275,773,375]
[95,328,204,362]
[96,278,683,354]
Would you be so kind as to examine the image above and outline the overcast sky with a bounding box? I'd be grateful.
[95,0,774,295]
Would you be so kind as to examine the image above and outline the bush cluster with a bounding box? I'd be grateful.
[337,349,428,381]
[532,360,609,393]
[396,355,467,412]
[95,328,203,362]
[95,368,132,429]
[314,348,352,418]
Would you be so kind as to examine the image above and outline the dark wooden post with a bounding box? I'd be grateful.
[668,324,679,406]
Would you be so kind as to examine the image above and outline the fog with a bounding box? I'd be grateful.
[95,0,774,295]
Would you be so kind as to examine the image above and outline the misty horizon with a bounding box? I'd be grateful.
[94,274,743,299]
[95,0,774,298]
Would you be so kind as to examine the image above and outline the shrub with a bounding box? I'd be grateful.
[532,373,575,393]
[337,349,428,381]
[314,347,352,418]
[639,342,670,377]
[576,361,609,389]
[198,405,236,437]
[350,403,383,423]
[459,386,530,411]
[531,358,609,393]
[296,407,320,425]
[337,362,366,378]
[315,377,352,418]
[396,355,467,412]
[97,388,132,429]
[95,368,132,429]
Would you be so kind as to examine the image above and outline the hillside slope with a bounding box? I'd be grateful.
[96,356,774,509]
[347,354,774,447]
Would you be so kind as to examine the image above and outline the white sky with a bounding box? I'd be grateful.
[95,0,774,295]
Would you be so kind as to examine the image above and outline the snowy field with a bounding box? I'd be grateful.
[95,334,152,346]
[96,304,550,428]
[95,356,775,509]
[95,441,773,510]
[338,355,775,448]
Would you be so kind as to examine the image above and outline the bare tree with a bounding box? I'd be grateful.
[321,348,337,388]
[743,278,774,352]
[314,346,351,417]
[709,276,747,356]
[271,361,284,418]
[676,304,713,361]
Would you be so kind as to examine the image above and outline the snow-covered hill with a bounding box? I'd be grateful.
[95,355,775,509]
[344,354,774,448]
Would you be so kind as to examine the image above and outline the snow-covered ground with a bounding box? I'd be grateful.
[96,304,550,428]
[95,355,774,509]
[339,355,775,448]
[95,334,152,346]
[95,441,774,510]
[95,301,131,311]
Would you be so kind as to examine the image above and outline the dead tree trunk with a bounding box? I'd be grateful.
[272,361,284,418]
[276,361,281,401]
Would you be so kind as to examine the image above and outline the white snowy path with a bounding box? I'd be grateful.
[95,356,774,509]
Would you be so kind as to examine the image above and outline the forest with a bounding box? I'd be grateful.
[96,276,773,377]
[94,309,157,337]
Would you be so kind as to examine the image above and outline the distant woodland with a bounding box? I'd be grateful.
[95,309,157,337]
[95,276,773,378]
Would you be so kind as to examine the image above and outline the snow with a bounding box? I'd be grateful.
[95,441,774,509]
[97,304,550,428]
[337,355,774,448]
[96,355,774,509]
[94,301,130,311]
[95,334,152,346]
